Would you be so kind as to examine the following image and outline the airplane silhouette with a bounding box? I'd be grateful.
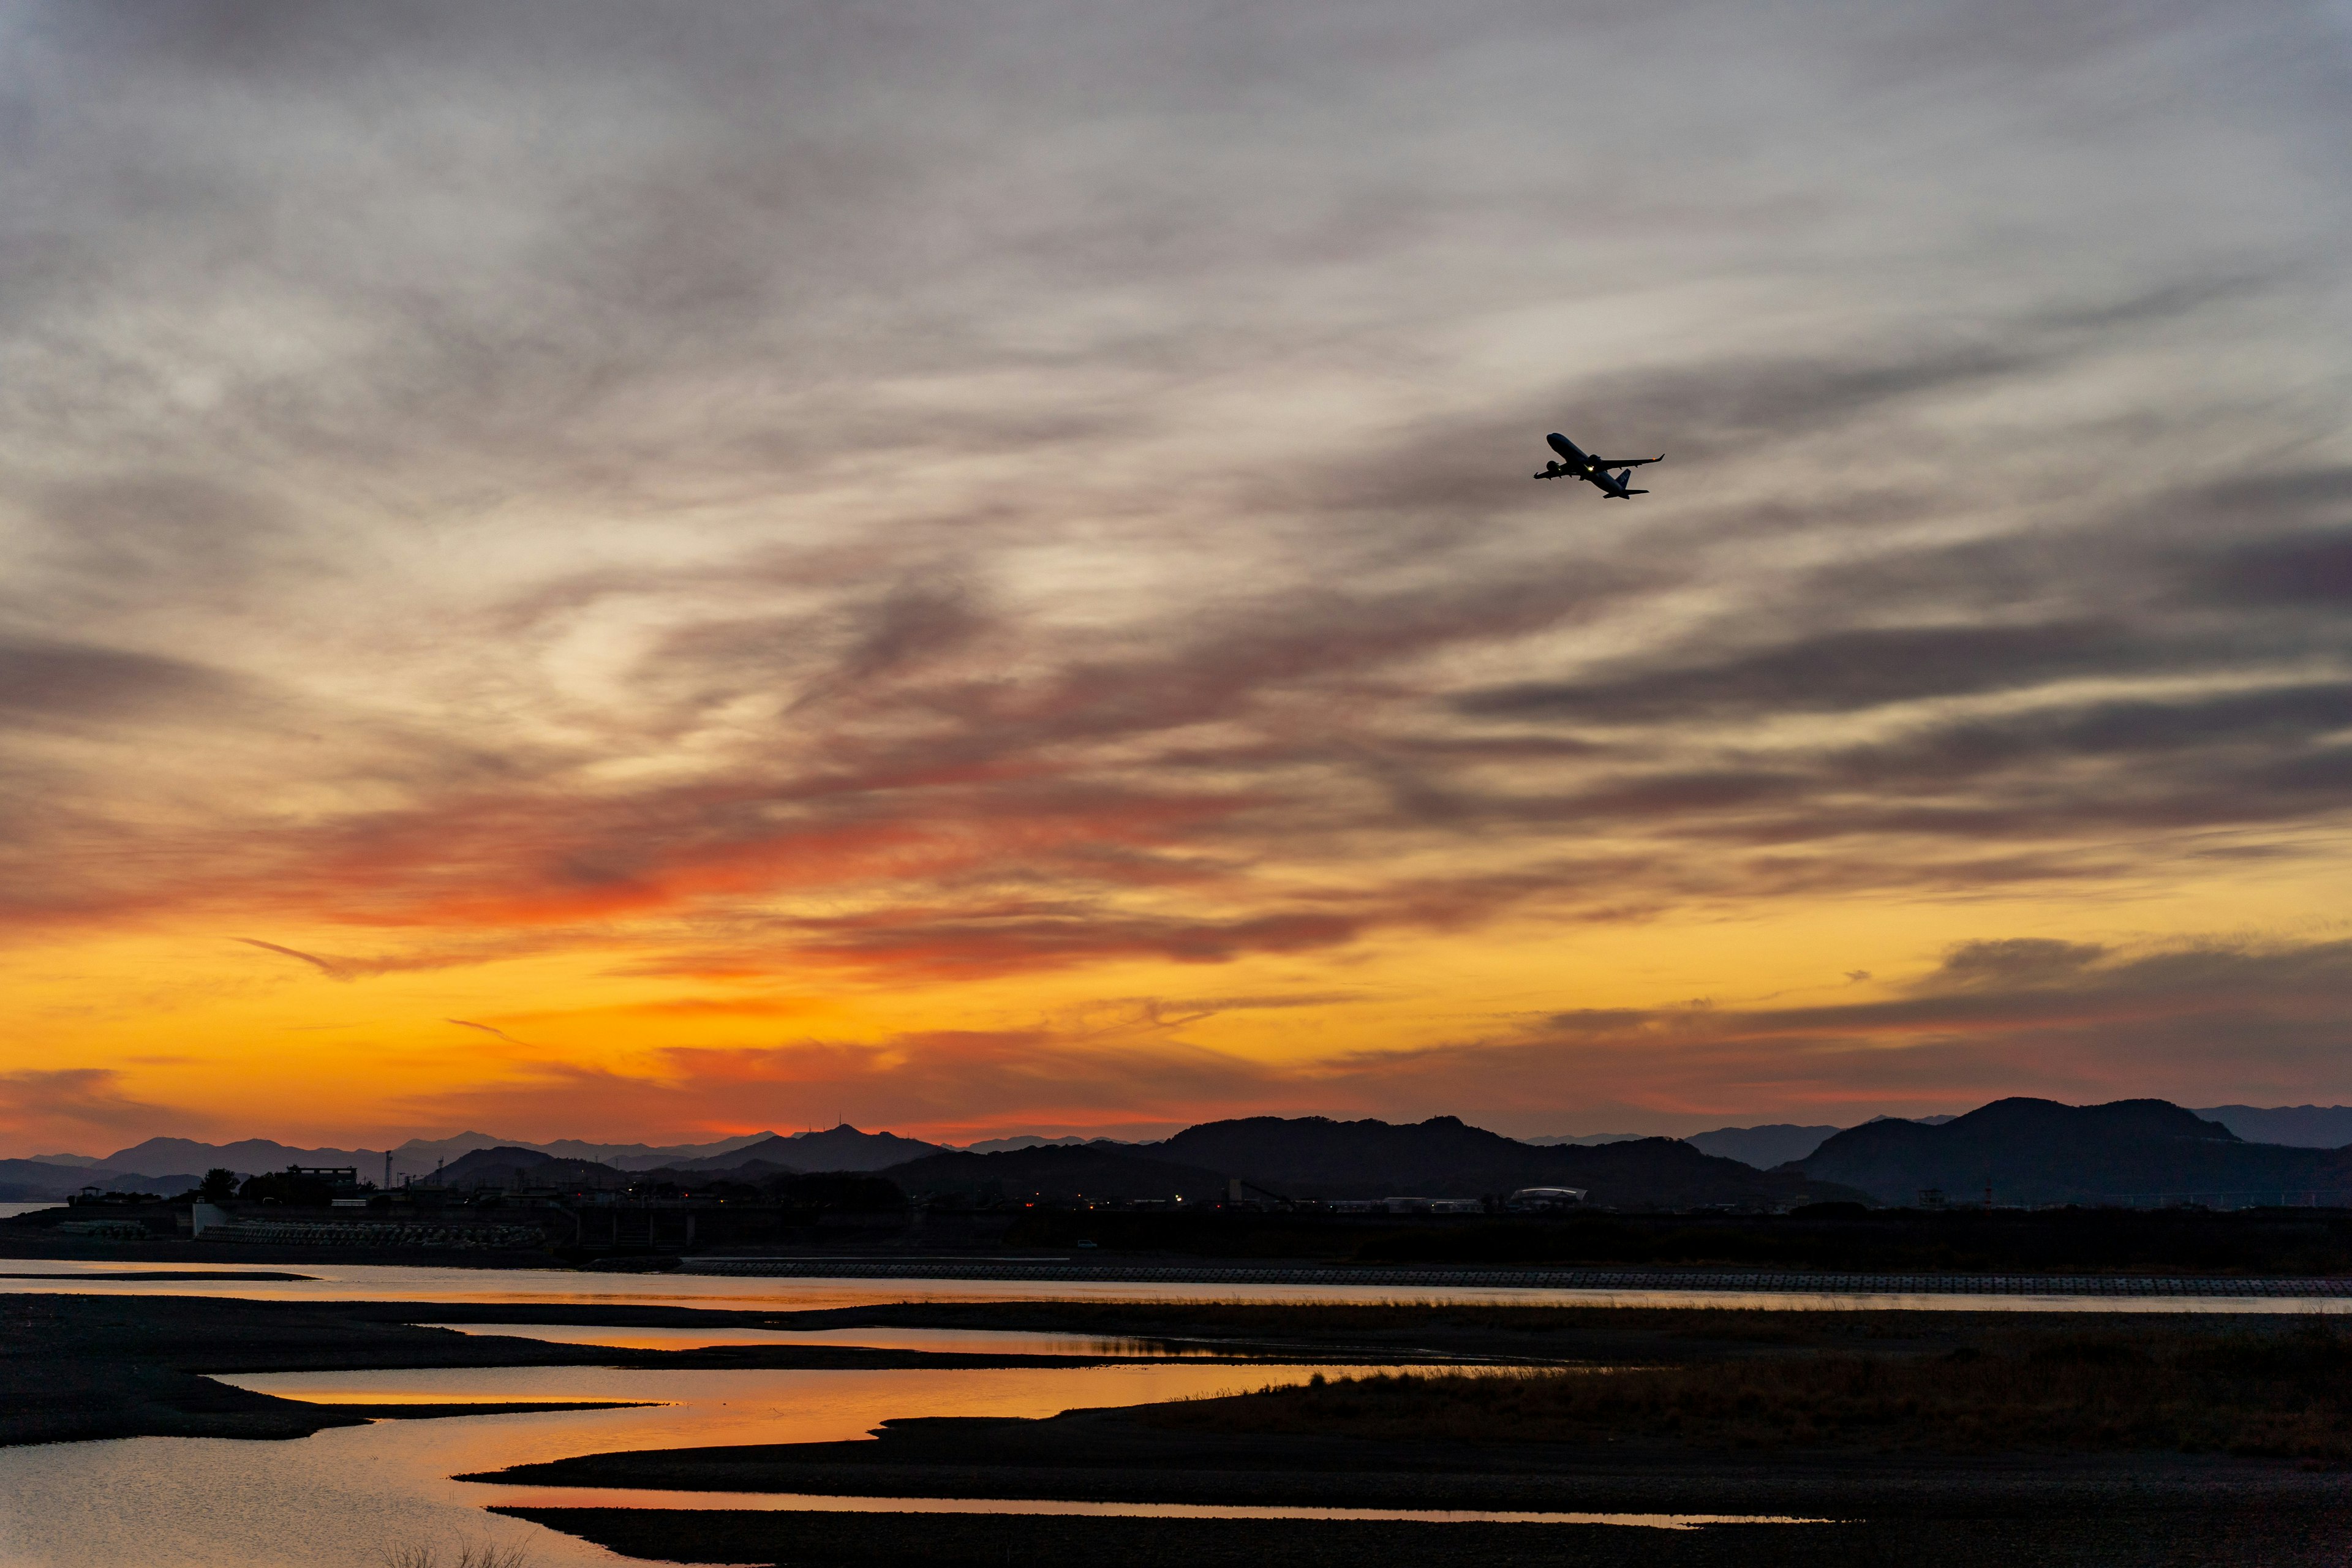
[1534,431,1662,497]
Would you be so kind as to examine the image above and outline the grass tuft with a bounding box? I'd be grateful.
[382,1540,531,1568]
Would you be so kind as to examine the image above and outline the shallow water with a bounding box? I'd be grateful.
[1,1257,2345,1314]
[424,1322,1224,1355]
[483,1487,1825,1528]
[10,1257,2265,1565]
[0,1362,1431,1568]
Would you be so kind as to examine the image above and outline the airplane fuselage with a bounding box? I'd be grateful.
[1535,431,1659,497]
[1547,432,1596,472]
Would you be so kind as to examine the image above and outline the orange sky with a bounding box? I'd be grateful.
[4,5,2350,1156]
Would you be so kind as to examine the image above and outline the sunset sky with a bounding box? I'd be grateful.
[4,3,2350,1156]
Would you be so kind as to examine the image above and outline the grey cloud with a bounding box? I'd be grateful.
[0,636,234,725]
[1320,936,2352,1126]
[1455,622,2133,725]
[1932,938,2109,989]
[1567,344,2041,467]
[1828,683,2352,782]
[0,1066,197,1138]
[2203,529,2352,608]
[0,0,2346,1009]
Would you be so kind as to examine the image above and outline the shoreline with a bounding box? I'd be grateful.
[493,1502,2352,1567]
[10,1228,2352,1299]
[677,1255,2352,1296]
[14,1291,2352,1562]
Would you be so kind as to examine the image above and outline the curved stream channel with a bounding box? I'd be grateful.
[7,1259,2323,1565]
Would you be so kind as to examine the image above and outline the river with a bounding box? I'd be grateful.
[3,1257,2347,1313]
[4,1257,2343,1566]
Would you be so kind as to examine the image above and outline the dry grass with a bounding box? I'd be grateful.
[1147,1320,2352,1459]
[381,1541,531,1568]
[949,1297,1869,1340]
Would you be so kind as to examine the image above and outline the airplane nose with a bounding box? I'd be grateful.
[1546,432,1578,461]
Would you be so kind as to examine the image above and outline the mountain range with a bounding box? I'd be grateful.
[0,1126,869,1200]
[1791,1099,2352,1207]
[406,1115,1858,1209]
[14,1101,2352,1207]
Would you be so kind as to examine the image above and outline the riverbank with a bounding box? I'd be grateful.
[467,1311,2352,1564]
[21,1291,2352,1449]
[496,1502,2352,1567]
[0,1294,1312,1447]
[18,1200,2352,1287]
[0,1290,2061,1446]
[14,1292,2352,1562]
[469,1331,2352,1504]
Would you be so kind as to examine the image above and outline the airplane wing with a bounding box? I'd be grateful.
[1588,455,1664,469]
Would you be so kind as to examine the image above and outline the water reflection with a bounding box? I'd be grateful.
[421,1322,1221,1356]
[0,1363,1381,1568]
[0,1258,2345,1314]
[488,1487,1827,1528]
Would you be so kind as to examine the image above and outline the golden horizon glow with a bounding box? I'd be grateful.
[4,7,2350,1158]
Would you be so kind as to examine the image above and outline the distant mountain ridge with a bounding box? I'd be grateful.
[2193,1106,2352,1149]
[1147,1115,1855,1207]
[1524,1133,1650,1147]
[0,1159,203,1201]
[1794,1098,2352,1206]
[674,1125,946,1173]
[961,1134,1120,1154]
[1683,1124,1844,1169]
[877,1144,1231,1203]
[0,1129,789,1201]
[17,1099,2352,1207]
[433,1147,636,1189]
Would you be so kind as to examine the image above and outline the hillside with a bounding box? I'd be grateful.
[880,1144,1231,1204]
[681,1125,945,1173]
[435,1147,628,1190]
[1154,1115,1854,1208]
[0,1160,200,1202]
[1795,1098,2352,1206]
[1684,1124,1842,1168]
[2193,1105,2352,1149]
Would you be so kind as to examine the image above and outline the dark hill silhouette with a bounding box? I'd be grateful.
[1155,1115,1854,1208]
[880,1144,1229,1204]
[2193,1104,2352,1148]
[0,1159,200,1200]
[103,1136,374,1175]
[677,1125,944,1174]
[1684,1124,1842,1169]
[436,1147,626,1189]
[1794,1098,2352,1205]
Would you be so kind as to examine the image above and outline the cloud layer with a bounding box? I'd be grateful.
[2,3,2348,1147]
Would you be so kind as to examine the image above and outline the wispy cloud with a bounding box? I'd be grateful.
[3,3,2349,1137]
[0,1068,204,1147]
[369,933,2352,1142]
[445,1019,529,1047]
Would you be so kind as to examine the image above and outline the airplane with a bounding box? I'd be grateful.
[1534,432,1663,497]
